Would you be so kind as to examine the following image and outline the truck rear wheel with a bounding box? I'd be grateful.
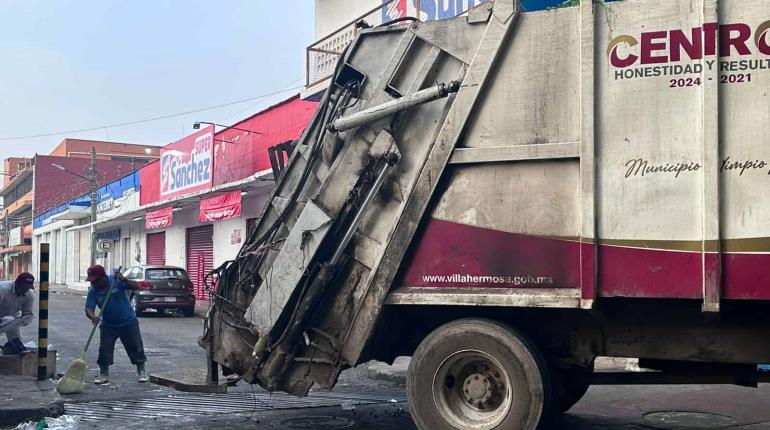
[407,319,551,430]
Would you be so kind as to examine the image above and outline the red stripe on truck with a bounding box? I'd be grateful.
[403,219,580,289]
[402,218,770,300]
[597,243,702,298]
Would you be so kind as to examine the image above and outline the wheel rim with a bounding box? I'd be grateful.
[130,296,137,312]
[432,349,513,430]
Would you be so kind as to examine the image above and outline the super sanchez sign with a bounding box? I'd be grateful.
[160,125,214,198]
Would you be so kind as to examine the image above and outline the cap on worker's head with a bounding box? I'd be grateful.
[15,272,35,288]
[86,265,107,282]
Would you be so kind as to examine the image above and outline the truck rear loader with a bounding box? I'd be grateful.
[196,1,770,428]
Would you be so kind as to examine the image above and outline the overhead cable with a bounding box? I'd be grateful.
[0,86,303,142]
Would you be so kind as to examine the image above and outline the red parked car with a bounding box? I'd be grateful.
[122,265,196,317]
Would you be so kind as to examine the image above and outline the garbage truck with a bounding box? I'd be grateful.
[196,0,770,428]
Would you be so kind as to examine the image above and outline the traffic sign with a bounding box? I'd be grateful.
[97,240,113,252]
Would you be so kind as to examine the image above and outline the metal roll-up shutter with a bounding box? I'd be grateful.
[123,238,131,267]
[146,232,166,266]
[78,230,90,281]
[186,225,214,301]
[111,240,122,271]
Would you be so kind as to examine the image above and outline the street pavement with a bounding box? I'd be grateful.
[7,291,770,429]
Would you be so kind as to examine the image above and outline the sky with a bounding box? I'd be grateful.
[0,0,314,160]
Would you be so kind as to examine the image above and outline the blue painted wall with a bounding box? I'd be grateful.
[34,171,140,229]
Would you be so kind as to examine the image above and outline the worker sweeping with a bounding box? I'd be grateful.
[84,265,148,384]
[0,273,35,355]
[57,269,117,394]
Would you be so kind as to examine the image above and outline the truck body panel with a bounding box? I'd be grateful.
[399,0,770,303]
[202,0,770,401]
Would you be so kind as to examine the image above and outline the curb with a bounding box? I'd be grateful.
[365,358,409,386]
[0,380,64,428]
[49,284,88,297]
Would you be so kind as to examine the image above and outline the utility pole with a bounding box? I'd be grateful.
[89,147,98,265]
[3,210,7,279]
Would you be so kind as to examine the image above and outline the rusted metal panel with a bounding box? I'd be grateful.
[213,1,519,395]
[246,201,332,336]
[601,323,770,364]
[578,0,597,308]
[149,370,228,394]
[448,142,580,164]
[385,286,580,308]
[340,0,521,367]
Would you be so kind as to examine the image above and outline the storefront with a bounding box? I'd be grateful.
[141,187,271,301]
[186,225,214,300]
[30,95,318,291]
[32,171,142,285]
[133,95,316,300]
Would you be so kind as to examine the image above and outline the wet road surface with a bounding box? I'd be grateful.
[23,292,770,429]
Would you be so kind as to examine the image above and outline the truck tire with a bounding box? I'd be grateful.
[407,319,551,430]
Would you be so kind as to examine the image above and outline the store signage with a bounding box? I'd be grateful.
[97,198,114,213]
[231,229,242,245]
[199,190,242,222]
[95,229,121,241]
[145,206,173,230]
[382,0,489,22]
[9,227,22,246]
[160,125,214,198]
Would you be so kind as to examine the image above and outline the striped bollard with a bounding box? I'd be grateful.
[37,243,49,381]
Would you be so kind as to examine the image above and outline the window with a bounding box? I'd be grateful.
[146,268,188,281]
[4,175,32,207]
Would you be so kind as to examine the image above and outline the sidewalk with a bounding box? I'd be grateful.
[366,357,409,385]
[0,377,64,427]
[49,283,89,296]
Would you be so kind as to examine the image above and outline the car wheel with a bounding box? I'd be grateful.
[407,318,551,430]
[130,295,143,317]
[182,307,195,317]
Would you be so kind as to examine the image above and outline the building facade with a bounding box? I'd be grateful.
[32,171,143,284]
[32,95,318,302]
[0,140,160,280]
[0,159,34,278]
[49,139,160,165]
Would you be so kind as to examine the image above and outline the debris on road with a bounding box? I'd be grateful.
[12,415,79,430]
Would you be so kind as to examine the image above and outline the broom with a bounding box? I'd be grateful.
[57,277,117,395]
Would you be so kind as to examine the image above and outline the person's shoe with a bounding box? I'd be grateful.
[94,375,109,385]
[137,372,148,383]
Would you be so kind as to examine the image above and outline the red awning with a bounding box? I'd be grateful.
[0,245,32,255]
[199,191,241,222]
[145,206,173,230]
